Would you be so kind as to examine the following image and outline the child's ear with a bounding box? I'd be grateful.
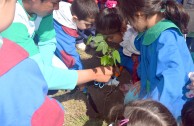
[72,15,78,21]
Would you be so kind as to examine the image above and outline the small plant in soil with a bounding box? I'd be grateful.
[86,33,120,66]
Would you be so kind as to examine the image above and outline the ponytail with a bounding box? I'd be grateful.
[162,0,190,34]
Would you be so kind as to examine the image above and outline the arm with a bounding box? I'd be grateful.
[31,53,112,90]
[36,14,57,65]
[76,66,113,85]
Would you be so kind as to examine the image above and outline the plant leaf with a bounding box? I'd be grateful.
[112,50,121,65]
[102,42,108,55]
[93,34,104,43]
[86,35,93,45]
[101,55,109,66]
[108,58,114,66]
[96,41,106,52]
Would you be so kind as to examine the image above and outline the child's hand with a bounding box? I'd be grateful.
[130,81,141,96]
[187,82,194,90]
[187,72,194,90]
[93,66,113,82]
[186,82,194,98]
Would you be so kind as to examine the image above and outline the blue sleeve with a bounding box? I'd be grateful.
[134,36,142,78]
[37,14,57,66]
[155,29,192,118]
[30,54,78,90]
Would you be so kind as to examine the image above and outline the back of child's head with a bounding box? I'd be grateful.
[95,7,125,35]
[71,0,99,20]
[118,0,189,34]
[109,100,177,126]
[181,98,194,126]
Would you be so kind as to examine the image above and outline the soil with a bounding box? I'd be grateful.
[80,43,131,118]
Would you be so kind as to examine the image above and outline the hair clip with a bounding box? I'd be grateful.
[105,0,117,8]
[160,8,166,13]
[119,118,129,126]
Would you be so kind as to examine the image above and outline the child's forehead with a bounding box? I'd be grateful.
[84,18,95,24]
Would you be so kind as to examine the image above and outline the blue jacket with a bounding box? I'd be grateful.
[135,20,194,119]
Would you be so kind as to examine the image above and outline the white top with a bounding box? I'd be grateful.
[0,35,3,48]
[120,25,140,56]
[53,1,77,30]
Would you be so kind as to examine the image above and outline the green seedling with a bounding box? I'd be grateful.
[87,33,120,66]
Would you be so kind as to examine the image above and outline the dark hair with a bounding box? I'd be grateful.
[95,7,124,35]
[109,100,177,126]
[118,0,189,34]
[71,0,99,20]
[181,98,194,126]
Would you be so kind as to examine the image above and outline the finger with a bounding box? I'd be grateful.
[129,85,136,91]
[134,87,140,96]
[188,86,194,90]
[130,83,139,91]
[187,84,194,90]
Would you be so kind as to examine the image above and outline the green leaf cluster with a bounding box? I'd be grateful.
[87,34,121,66]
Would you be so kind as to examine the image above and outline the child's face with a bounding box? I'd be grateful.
[104,32,123,44]
[75,18,95,30]
[128,12,148,32]
[31,0,60,17]
[104,23,127,44]
[0,0,16,32]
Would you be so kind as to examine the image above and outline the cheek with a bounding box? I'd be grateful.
[77,23,86,30]
[111,36,123,43]
[137,24,146,32]
[115,36,123,43]
[38,5,53,16]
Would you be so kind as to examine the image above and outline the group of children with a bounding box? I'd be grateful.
[0,0,112,125]
[96,0,194,125]
[1,0,194,125]
[101,0,193,125]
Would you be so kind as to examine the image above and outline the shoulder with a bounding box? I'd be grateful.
[53,1,71,16]
[159,28,184,43]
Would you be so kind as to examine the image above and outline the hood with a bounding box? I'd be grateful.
[0,38,28,76]
[53,2,77,30]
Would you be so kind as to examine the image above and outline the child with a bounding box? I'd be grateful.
[1,0,112,91]
[0,0,65,125]
[118,0,194,119]
[108,100,177,126]
[181,98,194,126]
[53,0,99,70]
[95,6,140,103]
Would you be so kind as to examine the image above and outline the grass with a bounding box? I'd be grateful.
[52,90,109,126]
